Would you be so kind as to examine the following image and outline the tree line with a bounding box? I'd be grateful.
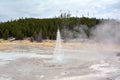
[0,17,101,41]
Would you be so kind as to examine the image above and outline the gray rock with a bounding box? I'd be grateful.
[116,52,120,56]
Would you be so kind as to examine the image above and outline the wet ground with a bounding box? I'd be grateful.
[0,43,120,80]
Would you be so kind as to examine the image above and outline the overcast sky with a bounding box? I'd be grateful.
[0,0,120,22]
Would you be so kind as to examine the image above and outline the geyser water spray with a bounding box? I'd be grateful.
[53,29,64,64]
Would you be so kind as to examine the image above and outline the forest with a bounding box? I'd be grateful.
[0,16,101,41]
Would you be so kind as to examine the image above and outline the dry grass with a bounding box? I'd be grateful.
[0,40,120,51]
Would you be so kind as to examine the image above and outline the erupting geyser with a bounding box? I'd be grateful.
[53,29,64,64]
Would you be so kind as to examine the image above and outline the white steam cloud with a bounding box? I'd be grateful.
[92,20,120,44]
[62,20,120,44]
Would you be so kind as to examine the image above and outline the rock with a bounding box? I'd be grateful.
[116,52,120,56]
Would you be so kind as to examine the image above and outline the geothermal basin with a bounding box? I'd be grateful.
[0,28,120,80]
[0,40,120,80]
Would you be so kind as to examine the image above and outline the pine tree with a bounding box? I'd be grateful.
[3,29,9,40]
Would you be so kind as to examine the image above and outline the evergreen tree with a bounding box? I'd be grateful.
[3,29,9,40]
[0,17,102,40]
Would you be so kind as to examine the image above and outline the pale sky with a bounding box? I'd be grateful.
[0,0,120,21]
